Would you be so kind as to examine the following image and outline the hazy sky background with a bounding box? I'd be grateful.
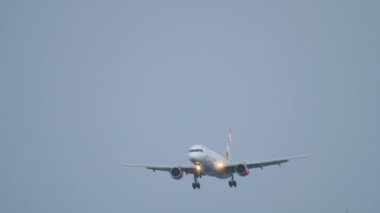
[1,1,379,212]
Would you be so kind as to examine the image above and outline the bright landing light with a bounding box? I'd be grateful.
[195,164,202,172]
[214,161,226,171]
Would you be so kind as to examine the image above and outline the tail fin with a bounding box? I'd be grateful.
[225,128,232,161]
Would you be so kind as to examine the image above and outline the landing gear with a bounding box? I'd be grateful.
[192,174,201,189]
[228,175,237,188]
[228,180,237,187]
[192,182,200,189]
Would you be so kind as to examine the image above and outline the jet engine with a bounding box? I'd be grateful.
[170,167,184,180]
[236,163,249,176]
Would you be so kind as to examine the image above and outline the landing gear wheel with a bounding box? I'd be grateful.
[228,180,237,187]
[192,182,200,189]
[228,178,237,188]
[192,174,201,189]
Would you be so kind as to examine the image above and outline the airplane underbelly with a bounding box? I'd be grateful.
[206,171,231,179]
[202,159,231,179]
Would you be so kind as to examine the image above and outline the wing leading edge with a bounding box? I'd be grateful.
[226,154,311,173]
[124,164,196,174]
[125,154,310,174]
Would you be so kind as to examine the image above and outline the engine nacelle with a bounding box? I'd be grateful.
[170,167,184,180]
[236,163,250,176]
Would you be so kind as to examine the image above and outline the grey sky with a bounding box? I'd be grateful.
[1,1,379,212]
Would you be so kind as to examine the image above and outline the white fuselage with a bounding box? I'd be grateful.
[188,145,231,179]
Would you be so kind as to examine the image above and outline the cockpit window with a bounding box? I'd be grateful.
[188,149,204,153]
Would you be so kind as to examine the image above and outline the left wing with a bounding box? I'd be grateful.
[225,154,311,173]
[124,164,196,174]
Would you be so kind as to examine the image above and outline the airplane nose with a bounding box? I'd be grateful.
[188,152,199,163]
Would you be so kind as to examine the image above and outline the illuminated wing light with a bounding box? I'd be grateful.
[214,161,226,171]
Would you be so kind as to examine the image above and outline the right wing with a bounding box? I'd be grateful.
[225,154,311,173]
[246,154,311,169]
[124,164,196,174]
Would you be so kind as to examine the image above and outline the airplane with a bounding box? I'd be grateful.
[124,129,310,189]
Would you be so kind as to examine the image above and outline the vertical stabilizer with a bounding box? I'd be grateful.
[225,128,232,161]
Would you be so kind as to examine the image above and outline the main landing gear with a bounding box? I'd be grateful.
[192,174,237,189]
[192,182,200,189]
[228,175,237,188]
[192,174,201,189]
